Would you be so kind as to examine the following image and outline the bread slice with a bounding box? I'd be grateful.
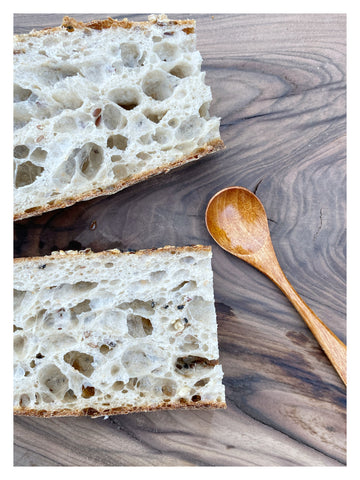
[13,246,226,417]
[13,15,224,221]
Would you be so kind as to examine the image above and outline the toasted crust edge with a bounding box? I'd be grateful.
[13,244,212,265]
[14,14,196,41]
[14,399,227,418]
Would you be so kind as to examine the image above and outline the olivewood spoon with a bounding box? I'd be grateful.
[205,186,346,385]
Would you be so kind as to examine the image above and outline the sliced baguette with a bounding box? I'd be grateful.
[13,15,224,221]
[13,245,226,417]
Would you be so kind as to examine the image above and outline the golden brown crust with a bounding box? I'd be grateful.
[14,14,196,41]
[14,399,226,418]
[14,139,225,222]
[13,244,212,265]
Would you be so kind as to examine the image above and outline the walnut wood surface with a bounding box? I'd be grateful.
[13,13,346,466]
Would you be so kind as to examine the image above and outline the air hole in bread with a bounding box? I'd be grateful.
[14,145,29,159]
[139,133,151,145]
[42,393,56,403]
[14,289,27,310]
[14,84,32,102]
[52,89,83,110]
[194,377,210,387]
[168,118,179,128]
[19,394,31,407]
[152,127,171,144]
[63,388,77,402]
[182,335,200,352]
[120,42,141,67]
[81,385,95,398]
[110,365,120,376]
[71,299,92,315]
[15,161,44,188]
[39,364,68,397]
[54,115,77,133]
[76,143,103,180]
[53,156,76,186]
[161,379,177,397]
[191,394,201,402]
[172,280,189,292]
[176,142,196,154]
[122,348,159,376]
[143,109,166,123]
[175,356,217,375]
[150,270,166,281]
[129,279,150,292]
[136,152,151,161]
[14,102,32,130]
[142,70,175,101]
[180,255,195,265]
[14,334,26,356]
[64,351,95,377]
[72,281,98,293]
[107,134,128,150]
[153,42,180,62]
[176,115,204,141]
[170,62,193,79]
[24,317,35,329]
[112,164,129,179]
[112,380,124,391]
[199,101,210,119]
[30,147,47,163]
[42,64,79,86]
[111,155,122,163]
[102,103,126,130]
[126,377,138,390]
[127,314,153,338]
[108,87,140,111]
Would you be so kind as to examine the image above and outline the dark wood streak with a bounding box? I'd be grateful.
[14,13,346,466]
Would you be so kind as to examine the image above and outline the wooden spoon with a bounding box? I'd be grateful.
[205,186,346,385]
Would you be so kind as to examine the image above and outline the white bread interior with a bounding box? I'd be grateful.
[13,246,226,417]
[13,15,224,220]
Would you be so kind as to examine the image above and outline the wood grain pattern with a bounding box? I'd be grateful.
[13,13,346,466]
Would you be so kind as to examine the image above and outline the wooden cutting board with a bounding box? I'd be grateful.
[13,13,346,466]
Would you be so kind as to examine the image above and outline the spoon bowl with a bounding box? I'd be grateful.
[206,186,347,385]
[205,186,269,256]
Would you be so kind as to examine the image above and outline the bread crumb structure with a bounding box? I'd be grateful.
[13,15,224,220]
[13,246,226,417]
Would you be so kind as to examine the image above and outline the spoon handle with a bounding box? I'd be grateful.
[277,273,346,385]
[256,243,347,385]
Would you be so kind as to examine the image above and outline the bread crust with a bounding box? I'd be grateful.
[14,139,224,221]
[13,244,211,265]
[14,14,196,41]
[14,399,226,418]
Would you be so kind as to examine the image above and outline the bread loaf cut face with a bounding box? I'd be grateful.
[13,246,226,417]
[13,15,224,221]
